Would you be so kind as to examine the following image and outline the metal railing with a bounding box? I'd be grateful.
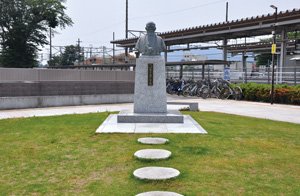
[166,67,300,85]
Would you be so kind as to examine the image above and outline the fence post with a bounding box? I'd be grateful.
[295,67,297,86]
[268,67,270,85]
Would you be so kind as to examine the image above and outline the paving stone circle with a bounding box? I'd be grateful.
[135,191,183,196]
[138,137,169,145]
[133,166,180,180]
[134,149,171,160]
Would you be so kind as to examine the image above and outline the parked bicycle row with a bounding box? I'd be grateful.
[166,78,243,100]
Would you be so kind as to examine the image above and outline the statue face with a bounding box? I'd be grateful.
[145,22,156,33]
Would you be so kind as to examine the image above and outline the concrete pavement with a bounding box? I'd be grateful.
[0,95,299,124]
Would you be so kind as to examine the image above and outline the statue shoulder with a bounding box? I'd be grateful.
[138,35,146,41]
[156,35,163,41]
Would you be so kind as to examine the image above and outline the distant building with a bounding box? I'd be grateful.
[182,52,207,61]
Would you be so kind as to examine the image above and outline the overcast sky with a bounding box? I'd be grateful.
[45,0,300,59]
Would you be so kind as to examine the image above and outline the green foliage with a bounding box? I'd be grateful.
[255,52,273,66]
[0,0,73,68]
[0,112,299,195]
[61,45,83,66]
[255,31,300,66]
[47,45,84,66]
[232,82,300,105]
[47,55,61,66]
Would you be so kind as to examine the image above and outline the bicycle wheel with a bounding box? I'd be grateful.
[213,88,221,99]
[233,86,243,100]
[220,88,230,99]
[182,85,190,97]
[200,86,210,99]
[196,87,202,97]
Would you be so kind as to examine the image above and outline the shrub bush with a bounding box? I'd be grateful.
[232,83,300,105]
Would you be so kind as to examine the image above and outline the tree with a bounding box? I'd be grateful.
[255,53,273,66]
[61,45,83,66]
[0,0,73,68]
[48,55,61,66]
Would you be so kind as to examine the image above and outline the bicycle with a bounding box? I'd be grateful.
[166,79,185,95]
[198,79,221,99]
[218,79,243,100]
[182,80,201,97]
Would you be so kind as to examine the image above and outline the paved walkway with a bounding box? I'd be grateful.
[0,95,299,124]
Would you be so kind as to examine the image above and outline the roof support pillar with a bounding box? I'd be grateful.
[243,55,248,84]
[180,65,183,80]
[223,37,228,65]
[223,37,228,80]
[279,28,287,84]
[164,48,168,62]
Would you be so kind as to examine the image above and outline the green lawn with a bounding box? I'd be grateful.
[0,111,299,196]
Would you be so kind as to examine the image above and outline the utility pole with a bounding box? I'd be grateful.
[102,46,106,64]
[113,32,115,64]
[77,38,82,65]
[49,28,52,61]
[125,0,128,63]
[226,2,228,22]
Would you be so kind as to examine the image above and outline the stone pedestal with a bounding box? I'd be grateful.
[117,55,183,123]
[134,55,167,113]
[117,110,183,123]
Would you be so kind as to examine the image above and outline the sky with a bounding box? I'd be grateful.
[43,0,300,61]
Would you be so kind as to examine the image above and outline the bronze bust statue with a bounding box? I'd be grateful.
[135,22,166,56]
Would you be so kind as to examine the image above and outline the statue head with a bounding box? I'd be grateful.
[145,22,156,33]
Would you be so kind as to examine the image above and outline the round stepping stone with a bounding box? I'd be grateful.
[134,149,171,160]
[138,137,169,145]
[135,191,183,196]
[133,167,180,180]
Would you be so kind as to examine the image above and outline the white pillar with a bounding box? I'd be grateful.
[280,28,287,84]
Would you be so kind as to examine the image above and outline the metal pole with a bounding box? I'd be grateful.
[270,5,277,105]
[223,37,227,69]
[113,32,115,64]
[276,54,279,84]
[243,54,248,84]
[226,2,228,22]
[295,66,297,86]
[77,38,82,65]
[49,28,52,61]
[180,65,183,80]
[102,46,105,65]
[125,0,128,63]
[268,64,270,85]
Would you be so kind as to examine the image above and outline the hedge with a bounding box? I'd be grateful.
[231,83,300,105]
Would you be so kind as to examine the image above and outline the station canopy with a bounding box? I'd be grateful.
[111,9,300,49]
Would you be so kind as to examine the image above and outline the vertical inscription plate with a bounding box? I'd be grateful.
[148,63,153,86]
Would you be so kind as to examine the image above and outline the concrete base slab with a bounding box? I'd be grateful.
[136,191,183,196]
[95,114,207,134]
[138,137,169,144]
[133,167,180,180]
[117,110,183,123]
[134,149,171,160]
